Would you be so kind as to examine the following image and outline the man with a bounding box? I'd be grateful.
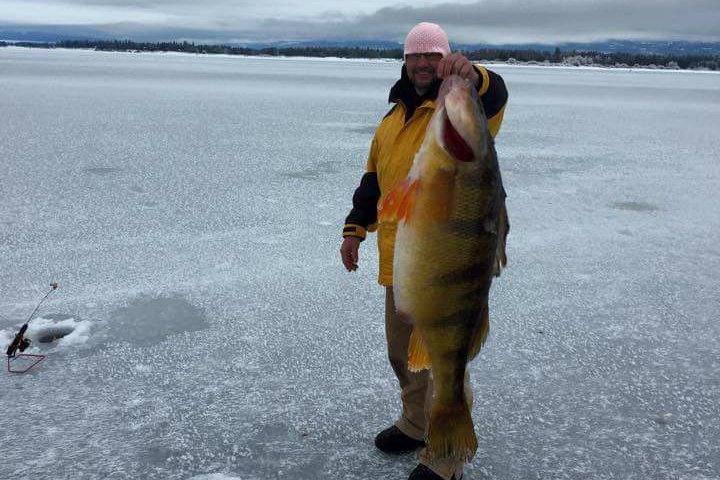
[340,22,508,480]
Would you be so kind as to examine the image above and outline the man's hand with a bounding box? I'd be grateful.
[437,53,480,88]
[340,236,361,272]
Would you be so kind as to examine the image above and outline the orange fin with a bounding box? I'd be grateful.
[408,327,431,372]
[378,177,419,223]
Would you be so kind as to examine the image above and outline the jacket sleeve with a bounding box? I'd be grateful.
[473,65,509,138]
[343,136,381,241]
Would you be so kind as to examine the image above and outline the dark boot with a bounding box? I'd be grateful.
[408,464,462,480]
[374,425,425,454]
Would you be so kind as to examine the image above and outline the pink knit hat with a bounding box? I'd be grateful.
[404,22,451,58]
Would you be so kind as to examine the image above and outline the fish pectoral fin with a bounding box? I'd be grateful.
[378,177,420,223]
[407,327,432,372]
[468,299,490,361]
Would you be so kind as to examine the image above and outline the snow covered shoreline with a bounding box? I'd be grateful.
[3,45,719,74]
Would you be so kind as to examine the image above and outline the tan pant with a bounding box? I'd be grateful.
[385,287,472,480]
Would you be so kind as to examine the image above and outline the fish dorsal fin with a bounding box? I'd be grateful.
[468,299,490,361]
[407,327,432,372]
[378,177,420,223]
[493,200,509,277]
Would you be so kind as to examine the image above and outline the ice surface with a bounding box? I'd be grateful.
[188,475,244,480]
[1,47,719,479]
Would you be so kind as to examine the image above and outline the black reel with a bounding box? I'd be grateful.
[6,324,30,358]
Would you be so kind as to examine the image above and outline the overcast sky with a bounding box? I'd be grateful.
[1,0,718,45]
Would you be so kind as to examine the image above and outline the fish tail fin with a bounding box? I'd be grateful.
[427,397,477,463]
[468,299,490,361]
[378,178,419,223]
[407,328,431,372]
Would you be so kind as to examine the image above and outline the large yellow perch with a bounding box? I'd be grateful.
[379,75,508,463]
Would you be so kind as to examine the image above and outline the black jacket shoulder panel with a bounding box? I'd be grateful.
[480,69,508,119]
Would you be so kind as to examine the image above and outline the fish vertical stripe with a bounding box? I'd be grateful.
[433,263,493,286]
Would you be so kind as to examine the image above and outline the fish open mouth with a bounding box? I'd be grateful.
[442,108,474,163]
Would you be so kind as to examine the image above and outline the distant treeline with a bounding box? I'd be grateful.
[3,39,719,70]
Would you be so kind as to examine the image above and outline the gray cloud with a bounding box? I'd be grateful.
[346,0,720,43]
[1,0,718,44]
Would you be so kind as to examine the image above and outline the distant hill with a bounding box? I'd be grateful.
[5,39,717,70]
[233,39,403,51]
[455,40,720,56]
[0,26,106,43]
[260,40,720,56]
[1,27,719,56]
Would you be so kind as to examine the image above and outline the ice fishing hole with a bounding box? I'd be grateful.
[83,167,123,176]
[612,201,659,212]
[348,126,376,135]
[35,326,75,343]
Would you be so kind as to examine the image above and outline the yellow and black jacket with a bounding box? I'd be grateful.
[343,64,508,286]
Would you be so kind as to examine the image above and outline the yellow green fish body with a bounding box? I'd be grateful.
[379,75,508,462]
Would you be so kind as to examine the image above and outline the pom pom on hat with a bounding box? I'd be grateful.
[404,22,451,58]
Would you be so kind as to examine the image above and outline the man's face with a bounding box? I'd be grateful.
[405,52,443,93]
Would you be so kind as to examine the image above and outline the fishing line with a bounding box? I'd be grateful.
[5,283,59,373]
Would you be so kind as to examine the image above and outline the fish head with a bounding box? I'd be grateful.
[433,75,489,166]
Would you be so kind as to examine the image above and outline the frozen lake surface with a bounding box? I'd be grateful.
[1,47,719,480]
